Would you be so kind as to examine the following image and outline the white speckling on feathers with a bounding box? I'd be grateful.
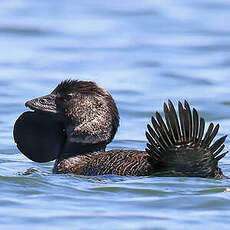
[65,94,113,144]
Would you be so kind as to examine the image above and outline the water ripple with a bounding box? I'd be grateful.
[1,0,230,229]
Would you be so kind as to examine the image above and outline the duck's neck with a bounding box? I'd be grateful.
[59,122,107,157]
[61,141,106,159]
[53,141,106,173]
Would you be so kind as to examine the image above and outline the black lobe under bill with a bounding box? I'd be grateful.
[13,111,65,163]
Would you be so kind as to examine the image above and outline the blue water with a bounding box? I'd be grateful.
[1,0,230,229]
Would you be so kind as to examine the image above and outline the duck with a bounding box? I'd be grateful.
[13,80,228,178]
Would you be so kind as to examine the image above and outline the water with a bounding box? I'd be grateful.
[1,0,230,229]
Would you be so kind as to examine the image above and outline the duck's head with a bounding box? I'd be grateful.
[14,80,119,162]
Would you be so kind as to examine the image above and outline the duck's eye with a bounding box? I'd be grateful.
[64,94,73,101]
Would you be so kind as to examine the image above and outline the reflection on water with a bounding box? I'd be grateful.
[1,0,230,229]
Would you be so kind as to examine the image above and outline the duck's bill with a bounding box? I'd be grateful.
[13,111,66,163]
[25,94,58,114]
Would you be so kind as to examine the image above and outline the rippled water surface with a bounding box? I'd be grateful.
[1,0,230,229]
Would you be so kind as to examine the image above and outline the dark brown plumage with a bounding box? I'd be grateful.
[57,150,154,176]
[145,100,227,178]
[13,80,228,178]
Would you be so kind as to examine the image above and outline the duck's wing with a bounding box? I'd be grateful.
[13,111,66,162]
[145,100,228,178]
[56,150,153,176]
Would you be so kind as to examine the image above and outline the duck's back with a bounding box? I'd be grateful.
[56,150,154,176]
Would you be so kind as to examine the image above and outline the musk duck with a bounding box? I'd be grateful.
[13,80,228,178]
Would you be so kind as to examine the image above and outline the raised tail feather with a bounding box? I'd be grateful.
[145,100,228,178]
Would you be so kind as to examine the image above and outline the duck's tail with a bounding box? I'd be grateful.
[145,100,228,178]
